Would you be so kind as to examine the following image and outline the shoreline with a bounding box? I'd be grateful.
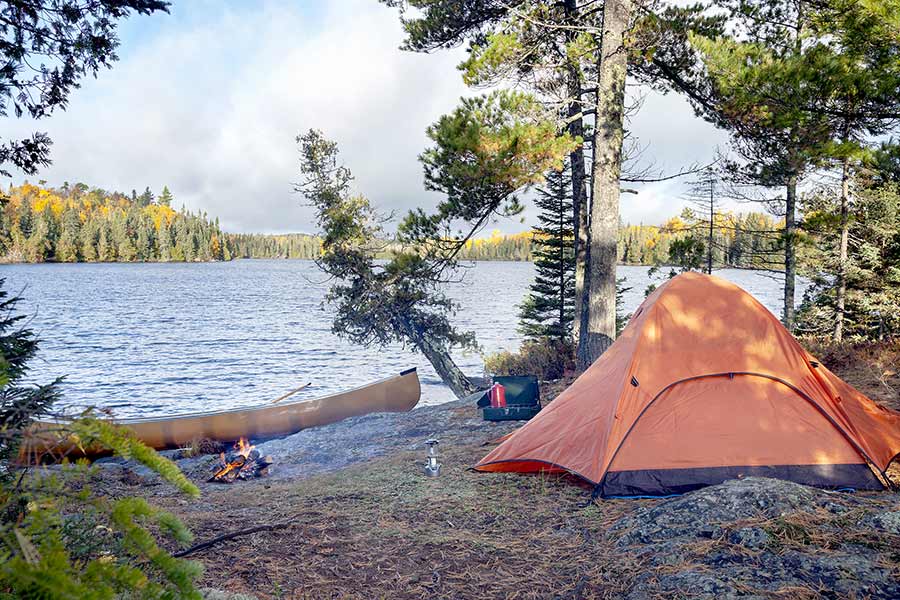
[0,257,789,271]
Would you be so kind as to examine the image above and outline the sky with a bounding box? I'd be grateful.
[6,0,729,234]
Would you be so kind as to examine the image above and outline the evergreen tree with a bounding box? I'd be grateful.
[79,219,98,262]
[518,162,575,342]
[385,0,725,371]
[0,183,232,264]
[867,140,900,188]
[158,221,174,261]
[0,280,62,464]
[157,185,173,207]
[26,209,51,262]
[96,218,113,262]
[299,106,572,398]
[56,207,81,262]
[135,216,155,261]
[138,186,154,207]
[687,0,835,331]
[798,180,900,340]
[800,0,900,341]
[683,166,724,274]
[111,210,136,261]
[579,0,634,367]
[174,217,194,261]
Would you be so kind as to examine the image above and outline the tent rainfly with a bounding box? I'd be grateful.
[475,272,900,497]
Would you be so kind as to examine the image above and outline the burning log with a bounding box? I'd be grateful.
[209,437,273,483]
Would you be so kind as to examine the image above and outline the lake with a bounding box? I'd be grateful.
[1,260,807,417]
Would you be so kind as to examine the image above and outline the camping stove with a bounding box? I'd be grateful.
[423,438,441,477]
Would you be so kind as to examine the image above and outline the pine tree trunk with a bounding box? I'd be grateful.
[564,0,589,347]
[569,92,590,348]
[781,4,804,333]
[707,184,714,274]
[403,319,475,399]
[834,156,850,342]
[559,172,568,341]
[783,176,798,331]
[577,0,631,369]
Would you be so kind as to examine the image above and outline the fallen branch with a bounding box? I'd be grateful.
[174,521,294,557]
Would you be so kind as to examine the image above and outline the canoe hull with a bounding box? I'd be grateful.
[23,368,421,459]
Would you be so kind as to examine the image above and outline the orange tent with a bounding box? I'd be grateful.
[476,272,900,496]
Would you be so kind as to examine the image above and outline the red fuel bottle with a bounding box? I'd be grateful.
[490,383,507,408]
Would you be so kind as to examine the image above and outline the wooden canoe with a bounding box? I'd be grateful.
[23,368,421,459]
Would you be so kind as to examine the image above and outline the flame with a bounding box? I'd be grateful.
[211,437,255,481]
[235,437,252,458]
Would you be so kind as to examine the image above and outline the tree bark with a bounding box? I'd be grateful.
[707,182,714,274]
[564,0,590,348]
[834,156,850,342]
[569,83,590,347]
[559,168,568,340]
[783,176,798,331]
[404,320,476,399]
[782,3,804,334]
[577,0,631,369]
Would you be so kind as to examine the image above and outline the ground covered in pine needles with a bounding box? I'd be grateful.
[104,341,900,599]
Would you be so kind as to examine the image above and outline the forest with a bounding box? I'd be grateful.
[1,181,785,267]
[0,183,230,263]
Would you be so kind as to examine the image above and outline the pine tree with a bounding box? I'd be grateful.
[802,0,900,341]
[55,207,81,262]
[135,216,155,261]
[158,221,174,261]
[687,0,835,330]
[158,185,173,207]
[79,219,98,262]
[299,113,573,398]
[683,166,724,274]
[26,209,51,262]
[798,180,900,339]
[174,217,195,261]
[96,219,113,262]
[518,162,575,342]
[136,186,153,207]
[112,210,136,261]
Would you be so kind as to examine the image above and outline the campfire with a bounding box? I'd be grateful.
[209,437,273,483]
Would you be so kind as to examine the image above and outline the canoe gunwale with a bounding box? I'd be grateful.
[116,368,419,425]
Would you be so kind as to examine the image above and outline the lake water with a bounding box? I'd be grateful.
[1,260,807,418]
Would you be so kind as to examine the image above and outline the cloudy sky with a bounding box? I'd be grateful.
[6,0,728,234]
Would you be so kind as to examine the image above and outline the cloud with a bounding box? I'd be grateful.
[7,0,470,233]
[623,87,730,224]
[6,0,738,232]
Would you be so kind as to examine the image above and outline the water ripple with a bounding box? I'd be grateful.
[0,260,805,418]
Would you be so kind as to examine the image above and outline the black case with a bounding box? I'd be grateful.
[480,375,542,421]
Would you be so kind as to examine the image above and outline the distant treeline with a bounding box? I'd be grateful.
[0,183,784,267]
[236,216,784,268]
[226,233,321,259]
[0,183,230,263]
[619,211,783,269]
